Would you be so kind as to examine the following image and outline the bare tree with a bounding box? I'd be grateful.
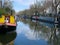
[3,0,15,15]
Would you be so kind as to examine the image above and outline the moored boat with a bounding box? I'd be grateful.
[0,15,17,32]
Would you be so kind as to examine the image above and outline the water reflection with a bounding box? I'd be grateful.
[15,18,60,45]
[0,32,17,45]
[15,21,50,45]
[48,28,60,45]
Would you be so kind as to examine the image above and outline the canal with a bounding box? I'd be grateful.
[0,18,60,45]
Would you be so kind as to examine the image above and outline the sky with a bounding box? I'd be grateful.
[11,0,34,12]
[11,0,43,12]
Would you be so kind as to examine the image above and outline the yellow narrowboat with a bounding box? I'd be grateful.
[0,15,16,32]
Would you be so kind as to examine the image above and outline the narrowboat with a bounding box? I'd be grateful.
[0,15,16,32]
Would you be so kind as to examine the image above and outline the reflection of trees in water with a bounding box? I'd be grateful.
[33,25,60,45]
[20,19,60,45]
[20,18,30,24]
[20,19,51,40]
[0,32,17,45]
[32,23,60,45]
[48,28,60,45]
[29,21,60,45]
[32,29,51,41]
[31,21,51,40]
[32,21,51,40]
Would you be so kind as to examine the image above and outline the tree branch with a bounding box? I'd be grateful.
[56,1,60,7]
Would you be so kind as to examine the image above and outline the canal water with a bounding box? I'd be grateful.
[0,18,60,45]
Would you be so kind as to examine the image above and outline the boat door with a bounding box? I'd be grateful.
[5,16,10,23]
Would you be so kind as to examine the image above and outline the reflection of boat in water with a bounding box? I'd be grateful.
[0,32,17,45]
[0,15,17,32]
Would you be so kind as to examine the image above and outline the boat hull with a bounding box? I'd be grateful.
[0,15,17,33]
[0,23,16,33]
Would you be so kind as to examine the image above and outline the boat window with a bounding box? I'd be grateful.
[6,17,9,20]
